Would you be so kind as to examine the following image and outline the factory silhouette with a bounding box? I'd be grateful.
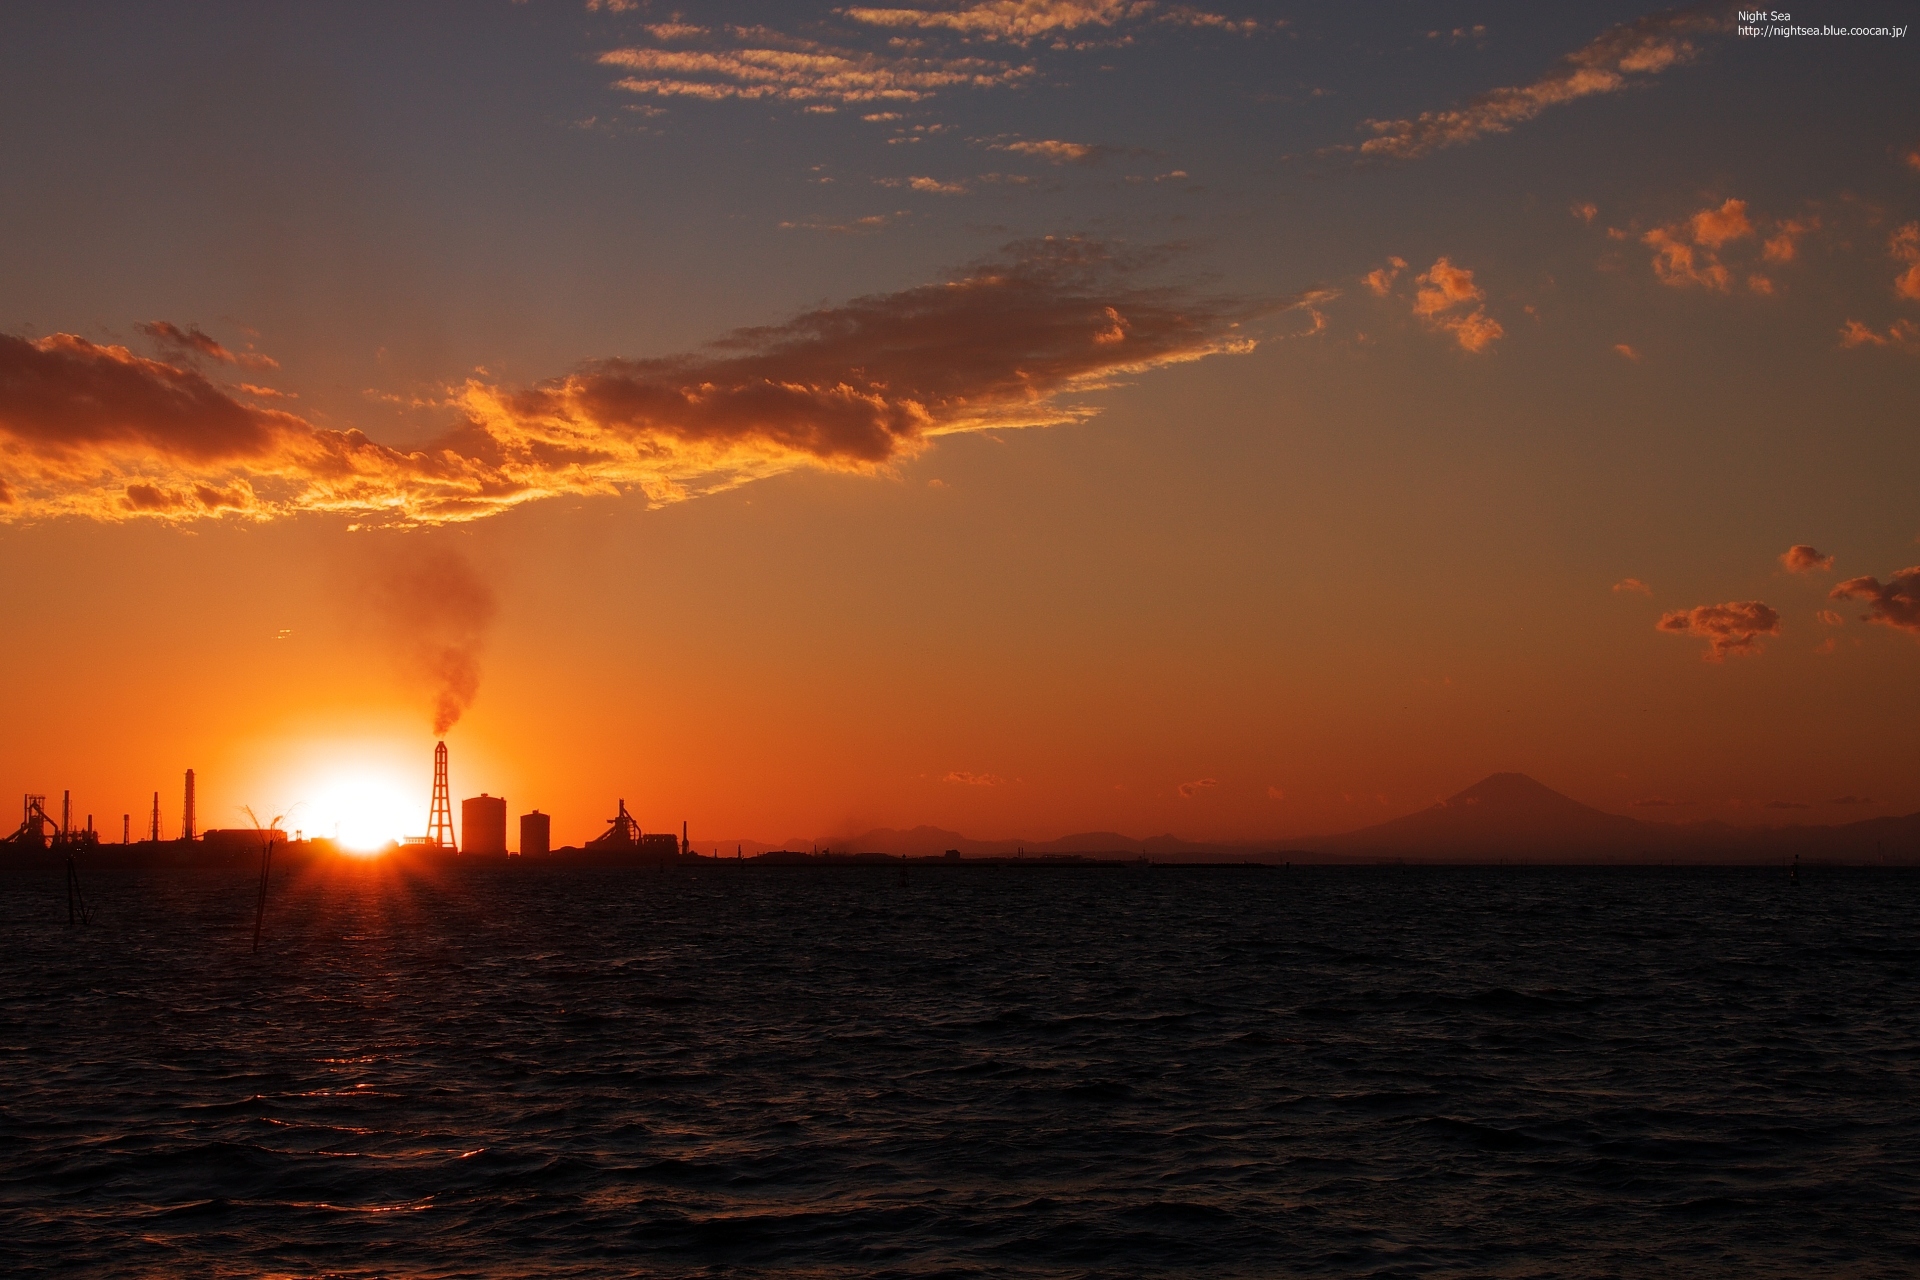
[3,739,711,866]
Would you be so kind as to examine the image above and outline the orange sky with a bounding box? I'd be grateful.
[3,3,1918,849]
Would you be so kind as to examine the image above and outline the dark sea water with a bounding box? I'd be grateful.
[2,860,1917,1278]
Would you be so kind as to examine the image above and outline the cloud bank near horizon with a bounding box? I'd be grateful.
[0,240,1259,524]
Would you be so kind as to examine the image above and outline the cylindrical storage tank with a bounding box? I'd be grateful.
[520,810,551,858]
[461,794,508,856]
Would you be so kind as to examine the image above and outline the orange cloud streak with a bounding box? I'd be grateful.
[1354,11,1723,161]
[0,241,1259,524]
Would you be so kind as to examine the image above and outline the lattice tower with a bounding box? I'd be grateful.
[427,740,456,850]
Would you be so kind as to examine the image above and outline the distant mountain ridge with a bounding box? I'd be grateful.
[1306,773,1920,862]
[805,825,1258,861]
[794,774,1920,864]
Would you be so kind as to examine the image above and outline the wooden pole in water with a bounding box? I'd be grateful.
[65,851,90,927]
[253,837,272,952]
[243,807,285,954]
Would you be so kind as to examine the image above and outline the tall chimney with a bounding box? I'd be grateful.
[182,769,196,842]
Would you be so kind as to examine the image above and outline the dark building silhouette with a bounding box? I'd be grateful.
[587,799,642,850]
[520,810,550,858]
[462,794,507,856]
[583,800,680,858]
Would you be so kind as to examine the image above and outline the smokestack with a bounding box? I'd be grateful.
[150,792,160,842]
[682,820,688,857]
[182,769,196,842]
[62,791,70,835]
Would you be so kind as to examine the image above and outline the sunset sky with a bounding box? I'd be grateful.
[3,1,1917,850]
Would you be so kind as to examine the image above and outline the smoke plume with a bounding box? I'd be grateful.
[371,548,498,734]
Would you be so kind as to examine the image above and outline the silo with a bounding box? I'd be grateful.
[461,794,508,856]
[520,810,551,858]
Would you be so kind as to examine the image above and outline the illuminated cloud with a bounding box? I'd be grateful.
[1891,222,1920,301]
[598,37,1032,106]
[1656,600,1782,661]
[0,240,1259,524]
[779,211,906,234]
[1831,566,1920,635]
[1780,544,1833,573]
[141,320,279,371]
[1614,343,1641,362]
[1644,199,1752,290]
[1353,10,1722,161]
[943,770,1005,786]
[1830,794,1873,805]
[1762,216,1817,263]
[1612,577,1652,594]
[1411,258,1502,352]
[598,6,1261,112]
[1177,777,1218,798]
[992,138,1102,163]
[1571,201,1598,223]
[1816,609,1844,625]
[1839,318,1920,351]
[841,1,1255,42]
[1363,256,1406,296]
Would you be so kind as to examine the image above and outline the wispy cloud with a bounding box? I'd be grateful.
[597,6,1261,112]
[779,211,908,234]
[598,36,1031,105]
[1831,567,1920,635]
[990,138,1105,164]
[1839,318,1920,351]
[943,770,1006,786]
[0,240,1261,524]
[1657,600,1781,661]
[841,1,1259,44]
[1350,9,1723,162]
[1177,777,1218,798]
[1363,256,1406,296]
[141,320,280,371]
[1613,577,1652,594]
